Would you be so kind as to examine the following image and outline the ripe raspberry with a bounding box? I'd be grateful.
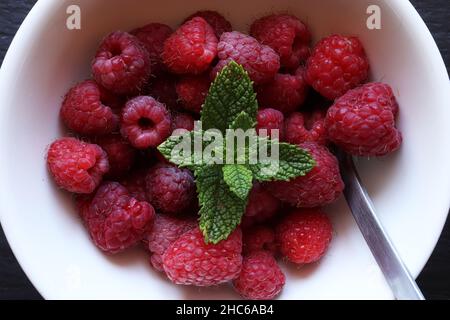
[233,251,285,300]
[213,32,280,84]
[162,17,218,75]
[146,164,195,214]
[243,226,277,255]
[284,111,327,145]
[47,138,109,194]
[256,108,285,140]
[82,182,155,254]
[325,82,402,156]
[94,133,136,178]
[131,23,173,76]
[184,11,232,39]
[171,112,195,133]
[256,67,308,114]
[176,74,211,114]
[276,208,332,264]
[145,214,197,271]
[163,228,243,286]
[305,34,369,100]
[92,31,151,95]
[268,143,344,207]
[121,96,172,149]
[60,80,120,135]
[242,183,280,227]
[146,73,180,110]
[120,169,149,202]
[251,14,311,70]
[75,193,94,220]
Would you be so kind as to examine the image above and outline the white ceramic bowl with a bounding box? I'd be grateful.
[0,0,449,300]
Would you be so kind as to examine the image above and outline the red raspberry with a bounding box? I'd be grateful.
[256,108,285,140]
[145,214,197,271]
[92,31,151,95]
[60,80,120,135]
[94,133,136,178]
[82,182,155,254]
[146,164,195,214]
[171,112,195,133]
[276,208,332,264]
[305,35,369,100]
[162,17,218,75]
[121,96,172,149]
[75,193,94,220]
[256,67,308,114]
[243,226,277,255]
[176,74,211,114]
[47,138,109,194]
[268,143,344,207]
[284,111,327,145]
[184,11,232,39]
[242,183,280,227]
[131,23,173,76]
[163,228,243,286]
[120,169,149,202]
[251,14,311,70]
[233,251,285,300]
[325,82,402,156]
[213,32,280,84]
[146,73,180,110]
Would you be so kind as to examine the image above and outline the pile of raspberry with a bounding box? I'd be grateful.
[46,11,402,300]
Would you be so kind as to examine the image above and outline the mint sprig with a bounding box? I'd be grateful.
[158,61,315,244]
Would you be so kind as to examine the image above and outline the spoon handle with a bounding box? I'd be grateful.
[337,150,425,300]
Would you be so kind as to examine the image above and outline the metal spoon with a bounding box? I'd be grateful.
[336,148,425,300]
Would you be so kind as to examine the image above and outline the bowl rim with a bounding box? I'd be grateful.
[0,0,449,299]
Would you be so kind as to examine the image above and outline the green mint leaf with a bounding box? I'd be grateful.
[249,138,315,181]
[201,61,258,133]
[230,111,256,131]
[196,166,247,244]
[222,164,253,200]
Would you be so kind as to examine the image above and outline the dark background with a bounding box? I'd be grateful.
[0,0,449,300]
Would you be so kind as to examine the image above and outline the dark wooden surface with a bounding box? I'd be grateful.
[0,0,449,300]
